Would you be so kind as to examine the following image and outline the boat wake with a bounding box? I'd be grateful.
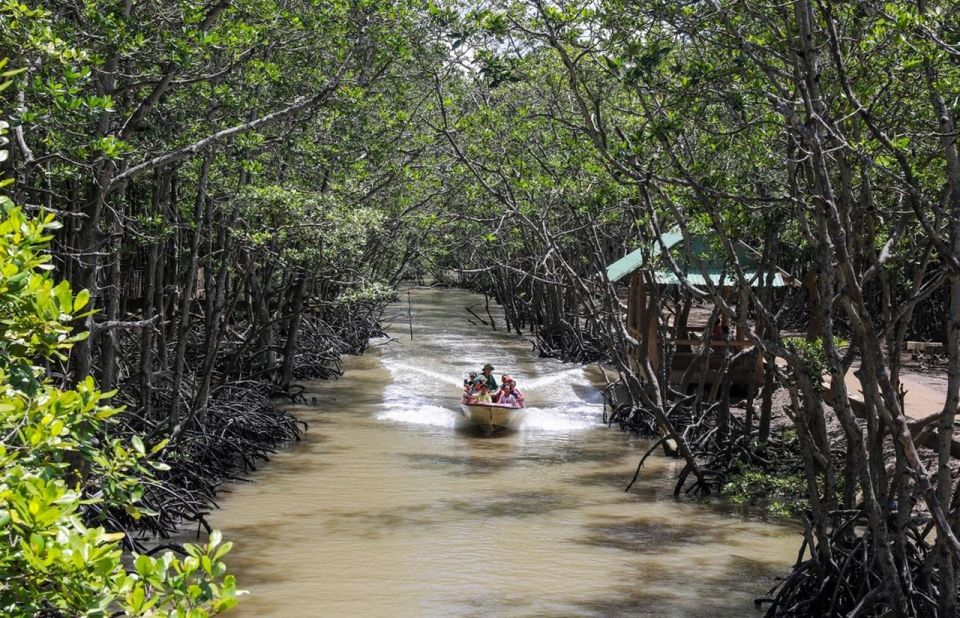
[379,357,587,393]
[376,355,602,433]
[520,367,589,391]
[516,404,599,431]
[376,404,457,428]
[376,385,600,433]
[380,361,464,387]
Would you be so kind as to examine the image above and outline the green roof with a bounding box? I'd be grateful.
[605,247,646,283]
[605,229,790,287]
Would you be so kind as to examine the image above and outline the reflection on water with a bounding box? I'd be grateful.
[212,287,798,617]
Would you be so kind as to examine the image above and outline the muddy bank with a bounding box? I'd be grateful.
[121,300,391,547]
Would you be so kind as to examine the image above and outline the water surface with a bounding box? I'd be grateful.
[213,287,798,617]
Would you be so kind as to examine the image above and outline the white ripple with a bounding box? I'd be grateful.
[521,367,588,390]
[516,405,600,431]
[376,404,458,428]
[380,360,465,388]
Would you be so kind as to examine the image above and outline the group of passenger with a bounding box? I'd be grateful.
[462,363,525,407]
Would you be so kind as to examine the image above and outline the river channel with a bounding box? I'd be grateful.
[212,287,799,617]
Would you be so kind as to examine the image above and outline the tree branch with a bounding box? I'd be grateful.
[111,45,359,186]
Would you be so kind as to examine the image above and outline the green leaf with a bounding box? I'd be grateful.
[73,289,90,312]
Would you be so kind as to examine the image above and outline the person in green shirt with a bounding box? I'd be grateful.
[481,363,498,391]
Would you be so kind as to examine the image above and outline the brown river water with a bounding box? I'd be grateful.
[211,287,800,617]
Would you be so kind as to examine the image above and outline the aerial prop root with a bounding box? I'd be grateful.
[757,510,940,617]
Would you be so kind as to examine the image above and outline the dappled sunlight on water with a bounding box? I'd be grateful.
[211,287,799,617]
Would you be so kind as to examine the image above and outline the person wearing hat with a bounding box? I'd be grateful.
[481,363,498,392]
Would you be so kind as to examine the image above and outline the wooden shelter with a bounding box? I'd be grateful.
[605,230,794,389]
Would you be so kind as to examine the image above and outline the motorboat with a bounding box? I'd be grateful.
[458,399,523,431]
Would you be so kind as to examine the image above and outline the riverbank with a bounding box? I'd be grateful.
[123,297,393,547]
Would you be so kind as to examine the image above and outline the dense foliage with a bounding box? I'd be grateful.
[425,2,960,616]
[1,1,442,615]
[3,0,960,616]
[0,199,236,614]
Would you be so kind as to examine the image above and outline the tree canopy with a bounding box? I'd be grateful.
[3,0,960,615]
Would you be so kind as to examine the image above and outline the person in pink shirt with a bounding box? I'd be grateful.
[494,374,525,407]
[496,383,519,406]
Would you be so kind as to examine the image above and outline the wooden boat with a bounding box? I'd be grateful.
[458,400,523,431]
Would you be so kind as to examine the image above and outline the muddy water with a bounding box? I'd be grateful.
[213,287,798,617]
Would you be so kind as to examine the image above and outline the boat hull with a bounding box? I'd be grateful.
[458,401,523,431]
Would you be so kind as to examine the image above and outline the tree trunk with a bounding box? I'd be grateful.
[168,158,210,434]
[278,274,308,391]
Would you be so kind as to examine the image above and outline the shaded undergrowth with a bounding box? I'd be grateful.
[87,298,392,549]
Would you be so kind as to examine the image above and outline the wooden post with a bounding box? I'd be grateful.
[407,291,413,340]
[736,294,749,342]
[646,282,660,373]
[676,296,692,352]
[804,271,823,341]
[635,274,648,366]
